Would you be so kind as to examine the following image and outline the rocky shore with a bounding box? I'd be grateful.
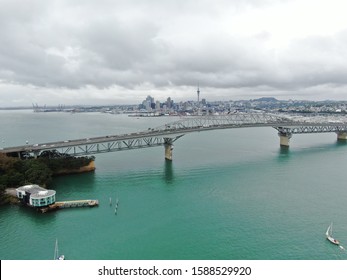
[52,160,96,176]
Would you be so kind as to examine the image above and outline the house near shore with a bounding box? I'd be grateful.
[16,184,56,207]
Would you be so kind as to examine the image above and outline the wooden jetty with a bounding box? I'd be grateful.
[40,199,99,213]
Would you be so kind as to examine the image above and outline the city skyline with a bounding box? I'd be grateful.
[1,0,347,106]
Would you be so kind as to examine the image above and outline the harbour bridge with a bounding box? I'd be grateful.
[1,112,347,160]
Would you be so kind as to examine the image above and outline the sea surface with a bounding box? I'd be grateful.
[0,109,347,260]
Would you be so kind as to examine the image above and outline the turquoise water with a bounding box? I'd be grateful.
[0,110,347,260]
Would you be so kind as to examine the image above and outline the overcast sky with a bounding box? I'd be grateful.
[1,0,347,106]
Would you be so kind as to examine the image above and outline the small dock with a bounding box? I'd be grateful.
[40,199,99,213]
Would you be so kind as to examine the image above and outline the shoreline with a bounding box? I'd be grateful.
[52,160,96,176]
[1,161,96,206]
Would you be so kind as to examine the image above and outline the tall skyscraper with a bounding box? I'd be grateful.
[197,84,200,115]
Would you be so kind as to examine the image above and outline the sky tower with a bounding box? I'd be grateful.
[197,84,200,103]
[197,84,200,115]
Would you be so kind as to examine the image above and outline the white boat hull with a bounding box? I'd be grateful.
[327,236,339,245]
[326,223,340,245]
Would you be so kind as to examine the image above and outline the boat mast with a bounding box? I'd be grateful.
[54,239,58,260]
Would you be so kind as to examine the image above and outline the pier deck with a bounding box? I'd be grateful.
[40,199,99,213]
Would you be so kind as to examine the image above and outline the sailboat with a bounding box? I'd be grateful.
[54,239,65,260]
[326,223,340,245]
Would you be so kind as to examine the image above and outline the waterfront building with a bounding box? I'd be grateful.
[16,184,56,207]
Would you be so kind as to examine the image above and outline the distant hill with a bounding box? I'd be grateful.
[252,97,278,102]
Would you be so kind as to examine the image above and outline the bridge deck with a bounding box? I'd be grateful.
[1,114,347,157]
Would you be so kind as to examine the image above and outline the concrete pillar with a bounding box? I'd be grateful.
[163,137,174,160]
[164,143,173,160]
[337,132,347,140]
[278,132,292,147]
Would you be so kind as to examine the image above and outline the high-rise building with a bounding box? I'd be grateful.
[166,97,173,109]
[144,95,155,111]
[155,100,161,111]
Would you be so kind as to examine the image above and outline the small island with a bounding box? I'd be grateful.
[0,151,95,205]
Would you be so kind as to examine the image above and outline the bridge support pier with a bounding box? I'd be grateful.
[337,132,347,141]
[164,143,173,160]
[278,132,292,147]
[164,138,174,160]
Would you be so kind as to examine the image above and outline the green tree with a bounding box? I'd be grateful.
[23,160,52,186]
[0,153,94,204]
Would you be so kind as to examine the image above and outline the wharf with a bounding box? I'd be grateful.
[40,199,99,213]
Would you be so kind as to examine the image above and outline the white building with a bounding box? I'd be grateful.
[16,184,56,207]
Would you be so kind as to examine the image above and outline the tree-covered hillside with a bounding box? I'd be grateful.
[0,152,94,205]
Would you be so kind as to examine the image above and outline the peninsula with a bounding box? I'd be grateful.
[0,152,95,205]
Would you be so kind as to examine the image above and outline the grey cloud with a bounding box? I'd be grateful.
[0,0,347,106]
[0,0,284,89]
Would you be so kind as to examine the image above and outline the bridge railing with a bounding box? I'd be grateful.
[2,112,347,158]
[146,112,333,132]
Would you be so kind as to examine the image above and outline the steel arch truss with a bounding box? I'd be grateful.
[150,113,347,135]
[273,124,347,135]
[151,113,296,132]
[49,135,184,157]
[3,112,347,159]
